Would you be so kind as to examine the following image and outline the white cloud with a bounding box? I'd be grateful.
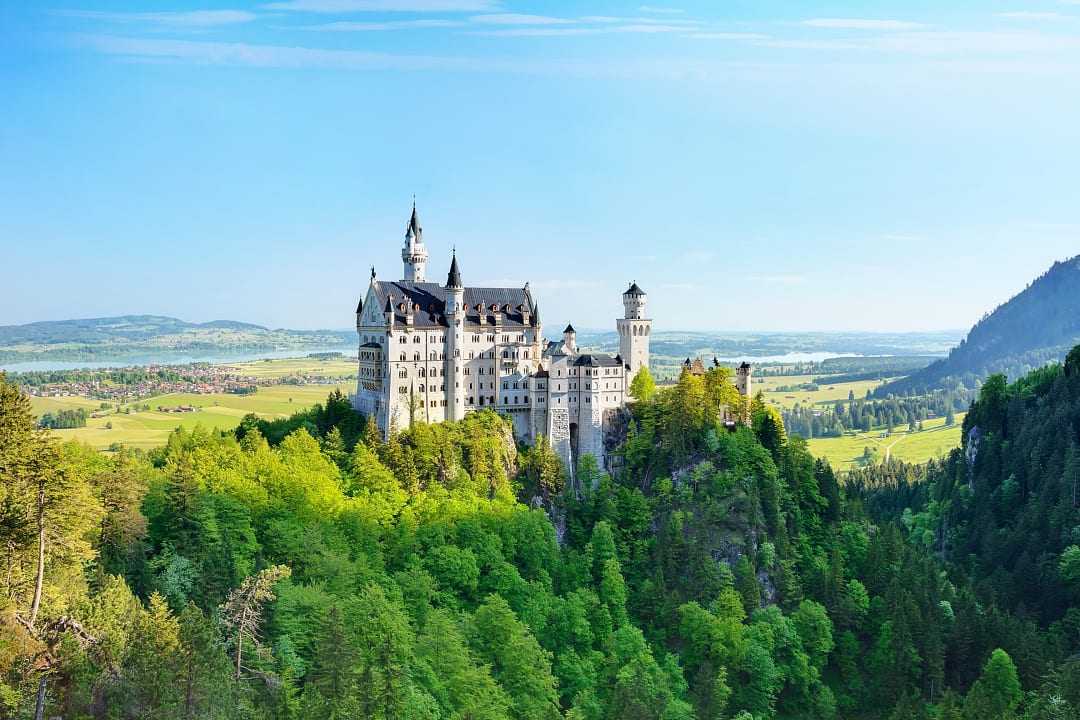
[470,13,573,25]
[997,11,1069,20]
[262,0,499,12]
[639,5,684,14]
[75,34,462,70]
[300,18,464,30]
[56,9,257,27]
[686,32,771,41]
[471,26,600,37]
[803,18,926,30]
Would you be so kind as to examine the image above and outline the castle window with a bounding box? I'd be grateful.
[414,336,420,343]
[400,353,406,361]
[398,369,407,378]
[464,367,470,375]
[586,397,590,403]
[398,386,407,394]
[414,353,420,361]
[503,382,508,390]
[400,337,406,343]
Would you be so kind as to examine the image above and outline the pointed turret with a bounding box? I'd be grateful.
[406,200,422,241]
[563,323,576,352]
[446,251,463,289]
[402,200,428,282]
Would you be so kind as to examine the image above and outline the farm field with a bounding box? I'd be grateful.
[756,373,965,470]
[29,369,353,450]
[226,356,356,379]
[755,374,895,410]
[807,412,966,471]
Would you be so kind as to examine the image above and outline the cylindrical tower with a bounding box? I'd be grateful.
[444,252,464,420]
[617,282,651,379]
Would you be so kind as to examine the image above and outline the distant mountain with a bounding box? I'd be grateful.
[0,315,354,365]
[880,255,1080,395]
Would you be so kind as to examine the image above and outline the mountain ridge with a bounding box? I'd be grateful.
[879,254,1080,395]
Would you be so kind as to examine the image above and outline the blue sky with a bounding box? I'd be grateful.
[2,1,1080,333]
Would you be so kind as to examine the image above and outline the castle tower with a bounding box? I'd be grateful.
[563,324,577,353]
[402,201,428,282]
[735,361,753,424]
[617,282,651,379]
[444,251,464,420]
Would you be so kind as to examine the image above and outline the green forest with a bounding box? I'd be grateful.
[0,358,1077,719]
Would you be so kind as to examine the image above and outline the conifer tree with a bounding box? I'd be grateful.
[964,649,1021,720]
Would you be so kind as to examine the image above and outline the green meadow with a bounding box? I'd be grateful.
[757,373,964,470]
[27,356,355,450]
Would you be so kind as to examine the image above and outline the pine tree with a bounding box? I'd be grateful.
[307,605,357,717]
[963,648,1021,720]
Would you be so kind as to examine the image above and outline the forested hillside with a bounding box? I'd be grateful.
[857,348,1080,642]
[880,255,1080,396]
[0,364,1076,719]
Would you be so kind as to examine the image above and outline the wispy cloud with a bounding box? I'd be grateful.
[803,18,926,30]
[75,34,459,70]
[470,13,573,25]
[299,18,464,31]
[262,0,499,12]
[639,5,684,14]
[996,11,1070,20]
[55,9,258,27]
[686,32,771,41]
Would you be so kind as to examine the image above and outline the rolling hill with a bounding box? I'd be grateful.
[0,315,354,365]
[880,254,1080,395]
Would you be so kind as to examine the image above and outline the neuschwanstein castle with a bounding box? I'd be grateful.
[352,204,651,468]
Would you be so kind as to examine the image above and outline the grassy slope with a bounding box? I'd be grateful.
[757,374,963,471]
[28,357,355,450]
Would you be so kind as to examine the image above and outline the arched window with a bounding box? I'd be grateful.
[413,352,420,361]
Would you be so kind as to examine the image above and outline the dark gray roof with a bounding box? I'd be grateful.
[574,353,622,368]
[360,341,382,348]
[372,280,534,329]
[624,282,645,296]
[406,203,422,240]
[355,299,363,314]
[446,253,463,289]
[563,323,575,334]
[544,340,568,357]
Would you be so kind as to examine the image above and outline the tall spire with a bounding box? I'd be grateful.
[402,198,428,282]
[406,198,422,243]
[446,249,463,289]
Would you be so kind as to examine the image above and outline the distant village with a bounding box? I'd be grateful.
[15,358,355,404]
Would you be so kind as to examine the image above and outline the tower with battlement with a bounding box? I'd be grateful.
[617,282,651,380]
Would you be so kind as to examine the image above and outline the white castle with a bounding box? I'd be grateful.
[352,203,650,468]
